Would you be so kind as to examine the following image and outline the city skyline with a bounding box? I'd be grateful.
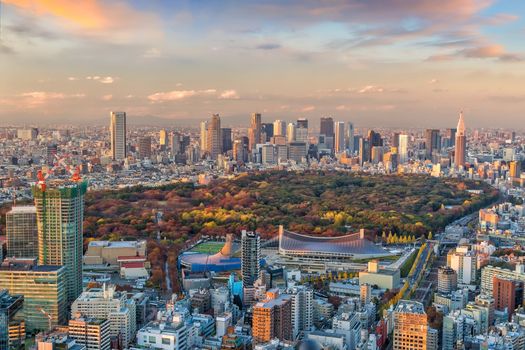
[1,1,525,127]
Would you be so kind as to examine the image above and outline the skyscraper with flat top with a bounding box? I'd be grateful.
[138,136,152,160]
[6,206,38,258]
[334,121,345,153]
[399,134,409,164]
[110,112,127,161]
[241,230,260,287]
[273,120,286,136]
[346,122,355,153]
[33,180,87,303]
[425,129,440,159]
[249,113,262,151]
[454,112,466,167]
[207,114,222,160]
[159,129,168,150]
[200,120,208,153]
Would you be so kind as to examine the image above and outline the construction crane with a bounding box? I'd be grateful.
[36,153,82,192]
[37,307,53,331]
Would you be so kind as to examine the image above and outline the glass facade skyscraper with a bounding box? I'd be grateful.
[0,264,67,331]
[6,206,38,258]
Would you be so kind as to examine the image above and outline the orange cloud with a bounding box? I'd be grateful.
[4,0,161,41]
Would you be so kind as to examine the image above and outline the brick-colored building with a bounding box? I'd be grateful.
[493,276,524,320]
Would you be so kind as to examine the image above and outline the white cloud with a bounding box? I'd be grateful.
[301,105,316,112]
[335,104,396,111]
[85,76,116,83]
[428,79,439,84]
[358,85,385,94]
[102,94,113,101]
[148,89,246,102]
[17,91,84,107]
[68,77,78,81]
[99,76,114,84]
[219,90,240,99]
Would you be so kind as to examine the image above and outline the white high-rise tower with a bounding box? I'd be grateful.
[110,112,127,160]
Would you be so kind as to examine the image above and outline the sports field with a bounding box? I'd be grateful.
[189,241,224,254]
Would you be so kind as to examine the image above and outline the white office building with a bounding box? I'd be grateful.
[71,285,136,348]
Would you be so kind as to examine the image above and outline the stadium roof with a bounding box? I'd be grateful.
[279,229,391,259]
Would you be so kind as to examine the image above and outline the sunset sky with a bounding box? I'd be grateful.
[0,0,524,127]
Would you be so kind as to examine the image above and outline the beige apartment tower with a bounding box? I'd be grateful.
[110,111,127,160]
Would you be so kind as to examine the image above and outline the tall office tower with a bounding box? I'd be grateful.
[393,300,429,350]
[447,246,477,285]
[252,290,292,343]
[261,144,276,164]
[334,121,345,153]
[287,286,314,339]
[46,144,58,166]
[207,114,222,160]
[358,138,370,165]
[221,128,232,153]
[159,129,168,151]
[249,113,262,151]
[233,139,247,163]
[320,117,334,137]
[69,317,111,350]
[493,276,523,320]
[296,118,308,129]
[137,136,152,160]
[360,283,371,306]
[392,132,400,148]
[110,111,127,161]
[0,262,67,331]
[72,285,136,349]
[446,128,457,147]
[425,129,441,159]
[371,146,383,164]
[346,122,355,153]
[241,230,260,287]
[200,120,208,152]
[438,266,458,294]
[454,112,466,167]
[295,119,308,144]
[273,120,287,136]
[262,123,274,142]
[0,290,24,350]
[33,180,88,303]
[399,134,409,164]
[509,161,521,179]
[286,123,296,143]
[170,132,181,154]
[367,130,382,160]
[6,206,38,258]
[288,142,307,163]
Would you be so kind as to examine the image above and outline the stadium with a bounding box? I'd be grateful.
[278,226,392,260]
[178,234,241,273]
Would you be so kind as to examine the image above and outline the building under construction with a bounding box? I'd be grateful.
[32,179,88,303]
